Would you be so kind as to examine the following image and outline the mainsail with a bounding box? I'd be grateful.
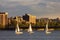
[28,24,33,33]
[45,22,51,34]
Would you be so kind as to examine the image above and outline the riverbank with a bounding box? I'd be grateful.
[0,27,60,31]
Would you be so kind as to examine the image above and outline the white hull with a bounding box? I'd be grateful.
[46,31,51,34]
[28,30,34,34]
[15,29,23,34]
[15,31,23,34]
[45,28,51,34]
[29,32,34,34]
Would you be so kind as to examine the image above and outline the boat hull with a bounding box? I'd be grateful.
[46,31,51,34]
[15,32,23,34]
[28,31,34,34]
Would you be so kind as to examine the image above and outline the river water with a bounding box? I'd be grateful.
[0,30,60,40]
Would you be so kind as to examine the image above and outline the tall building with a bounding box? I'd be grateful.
[23,14,36,24]
[0,12,8,29]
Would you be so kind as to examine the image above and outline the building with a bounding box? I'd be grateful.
[0,12,8,29]
[14,16,24,23]
[23,14,36,24]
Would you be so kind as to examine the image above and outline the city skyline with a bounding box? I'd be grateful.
[0,0,60,19]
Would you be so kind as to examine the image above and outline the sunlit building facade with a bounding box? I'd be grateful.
[0,12,8,28]
[23,14,36,24]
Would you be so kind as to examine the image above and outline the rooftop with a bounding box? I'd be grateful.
[0,12,8,14]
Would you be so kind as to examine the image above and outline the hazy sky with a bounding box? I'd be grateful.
[0,0,60,18]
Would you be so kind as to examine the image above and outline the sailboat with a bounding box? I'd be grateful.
[45,22,51,34]
[15,23,23,34]
[28,24,34,33]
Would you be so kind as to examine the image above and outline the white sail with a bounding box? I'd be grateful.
[28,24,33,33]
[15,23,23,34]
[46,22,48,32]
[17,23,20,32]
[45,22,51,34]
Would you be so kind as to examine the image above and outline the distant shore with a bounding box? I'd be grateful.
[0,27,60,31]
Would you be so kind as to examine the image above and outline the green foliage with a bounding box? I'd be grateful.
[19,22,29,27]
[9,18,60,28]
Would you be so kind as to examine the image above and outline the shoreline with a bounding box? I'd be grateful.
[0,28,60,31]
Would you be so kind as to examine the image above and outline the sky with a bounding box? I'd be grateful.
[0,0,60,19]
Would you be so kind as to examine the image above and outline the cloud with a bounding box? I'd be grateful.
[0,0,42,6]
[0,0,60,18]
[28,0,60,18]
[44,0,60,2]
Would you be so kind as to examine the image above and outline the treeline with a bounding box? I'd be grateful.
[7,19,60,29]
